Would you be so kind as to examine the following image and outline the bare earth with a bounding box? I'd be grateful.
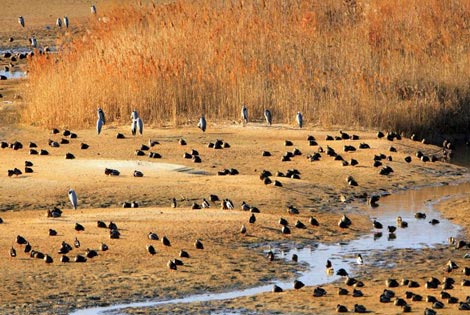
[1,2,470,315]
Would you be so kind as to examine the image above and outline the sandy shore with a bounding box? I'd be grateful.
[0,123,468,315]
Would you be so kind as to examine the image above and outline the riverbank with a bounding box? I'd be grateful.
[0,124,468,314]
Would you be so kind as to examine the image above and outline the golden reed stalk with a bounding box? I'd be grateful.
[22,0,470,136]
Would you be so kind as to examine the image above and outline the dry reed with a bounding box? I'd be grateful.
[22,0,470,136]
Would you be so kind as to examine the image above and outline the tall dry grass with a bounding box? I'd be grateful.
[23,0,470,136]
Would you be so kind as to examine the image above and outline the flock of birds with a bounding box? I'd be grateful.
[1,102,468,314]
[14,4,96,48]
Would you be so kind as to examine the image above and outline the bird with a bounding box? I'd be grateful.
[96,118,104,134]
[197,114,206,132]
[10,247,16,258]
[97,107,106,124]
[326,259,333,273]
[249,213,256,224]
[18,16,25,27]
[91,4,97,14]
[30,37,37,48]
[148,232,158,240]
[356,254,363,265]
[146,245,156,255]
[56,17,62,27]
[373,220,383,229]
[240,224,247,234]
[201,198,210,208]
[167,260,177,270]
[171,198,177,208]
[136,117,143,135]
[24,242,31,253]
[195,239,204,249]
[16,235,27,245]
[74,237,80,248]
[131,119,137,136]
[241,105,248,124]
[264,109,272,125]
[63,16,69,28]
[75,223,85,232]
[131,109,139,120]
[68,189,78,209]
[161,236,171,247]
[296,112,303,128]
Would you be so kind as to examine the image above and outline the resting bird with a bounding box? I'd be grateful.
[264,109,272,125]
[296,112,303,128]
[241,105,248,124]
[198,115,206,132]
[68,189,78,209]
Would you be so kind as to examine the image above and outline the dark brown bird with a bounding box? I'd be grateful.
[195,239,204,249]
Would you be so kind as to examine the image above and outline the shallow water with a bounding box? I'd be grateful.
[0,69,26,79]
[70,179,470,315]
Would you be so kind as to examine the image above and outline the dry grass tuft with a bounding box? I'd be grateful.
[23,0,470,135]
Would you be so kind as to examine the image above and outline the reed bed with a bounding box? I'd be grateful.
[23,0,470,136]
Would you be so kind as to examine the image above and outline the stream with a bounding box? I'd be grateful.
[70,177,470,315]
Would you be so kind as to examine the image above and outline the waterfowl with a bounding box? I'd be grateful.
[179,250,189,258]
[313,287,326,297]
[336,304,348,313]
[68,189,78,209]
[344,277,357,286]
[44,255,53,264]
[197,114,206,132]
[171,198,177,208]
[108,222,118,230]
[272,285,283,293]
[386,278,399,288]
[338,287,348,295]
[167,260,177,270]
[295,220,306,229]
[100,243,108,251]
[309,216,319,226]
[18,16,25,27]
[74,237,80,248]
[194,239,204,249]
[74,255,87,263]
[292,254,298,262]
[63,16,69,28]
[133,170,144,177]
[294,280,305,290]
[146,245,156,255]
[336,268,349,276]
[24,242,31,253]
[240,224,247,234]
[373,220,383,229]
[241,105,248,124]
[264,109,272,125]
[109,229,120,239]
[75,223,85,232]
[267,251,274,261]
[147,232,159,241]
[46,207,62,218]
[415,212,426,219]
[16,235,27,245]
[201,199,210,208]
[9,247,16,258]
[352,289,363,297]
[281,226,291,234]
[49,229,57,236]
[97,221,107,228]
[95,116,103,134]
[354,304,367,313]
[338,215,352,228]
[60,255,70,263]
[296,112,303,128]
[356,254,363,265]
[161,236,171,247]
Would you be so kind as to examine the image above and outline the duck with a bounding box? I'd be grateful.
[75,223,85,232]
[356,254,363,265]
[9,247,16,258]
[161,236,171,247]
[194,239,204,249]
[148,232,159,240]
[249,213,256,224]
[240,224,247,234]
[146,245,156,255]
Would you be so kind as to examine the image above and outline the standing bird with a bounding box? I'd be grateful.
[296,112,303,128]
[136,117,143,135]
[63,16,69,28]
[68,189,78,209]
[56,18,62,27]
[241,105,248,125]
[197,114,206,132]
[96,118,103,135]
[18,16,25,28]
[131,109,139,120]
[264,109,272,126]
[131,119,137,136]
[91,4,97,14]
[97,107,106,124]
